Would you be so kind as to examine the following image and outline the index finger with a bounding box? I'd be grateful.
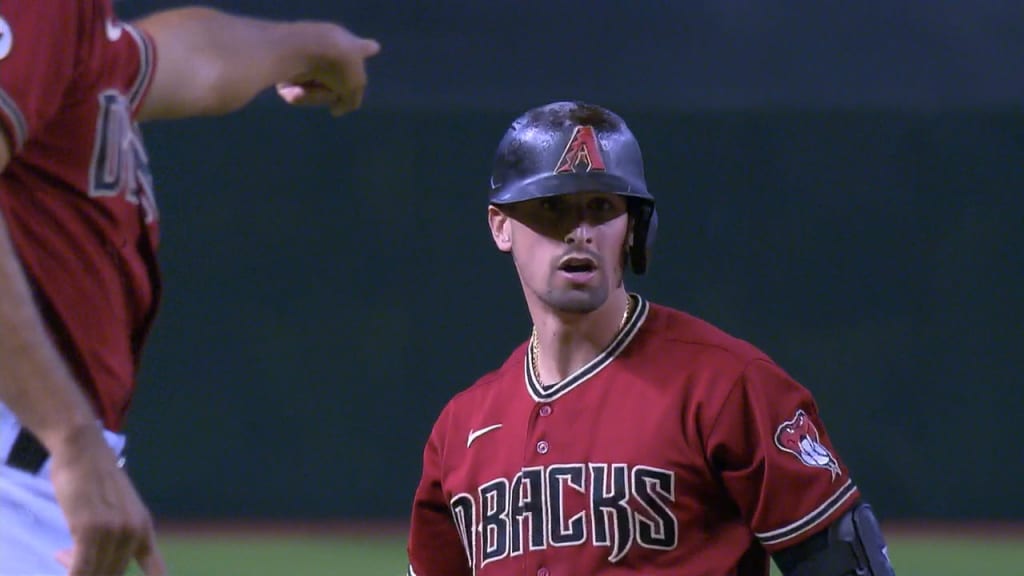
[136,532,167,576]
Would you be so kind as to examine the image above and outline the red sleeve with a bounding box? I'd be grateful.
[706,358,860,552]
[0,0,78,152]
[94,1,157,119]
[0,1,155,153]
[407,403,473,576]
[111,21,157,119]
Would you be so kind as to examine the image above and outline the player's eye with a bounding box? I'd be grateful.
[540,197,563,212]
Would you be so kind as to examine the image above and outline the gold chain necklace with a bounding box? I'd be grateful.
[529,294,634,384]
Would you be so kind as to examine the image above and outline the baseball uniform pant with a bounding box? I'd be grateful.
[0,403,126,576]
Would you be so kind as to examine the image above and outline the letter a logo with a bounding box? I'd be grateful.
[554,125,606,174]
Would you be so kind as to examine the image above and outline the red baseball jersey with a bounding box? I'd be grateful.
[0,0,159,431]
[408,295,860,576]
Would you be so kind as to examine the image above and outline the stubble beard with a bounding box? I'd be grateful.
[538,269,611,315]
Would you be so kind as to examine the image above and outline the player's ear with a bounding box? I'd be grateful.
[488,205,512,252]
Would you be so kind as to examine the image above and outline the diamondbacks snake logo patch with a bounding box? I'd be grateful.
[774,409,841,480]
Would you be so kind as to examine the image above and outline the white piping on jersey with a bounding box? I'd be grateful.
[466,424,503,448]
[0,87,27,151]
[105,18,124,42]
[123,23,154,109]
[755,478,858,545]
[0,16,13,61]
[524,293,649,403]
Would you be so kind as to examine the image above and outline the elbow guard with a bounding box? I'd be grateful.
[773,501,896,576]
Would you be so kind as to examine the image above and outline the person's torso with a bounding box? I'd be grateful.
[438,297,771,575]
[0,0,160,430]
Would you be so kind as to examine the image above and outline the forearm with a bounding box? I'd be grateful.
[136,7,342,120]
[0,213,100,451]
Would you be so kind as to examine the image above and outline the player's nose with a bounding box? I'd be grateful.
[564,220,594,245]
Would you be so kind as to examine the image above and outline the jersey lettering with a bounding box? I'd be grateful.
[89,90,158,223]
[449,493,477,572]
[633,466,679,549]
[461,462,675,569]
[590,463,633,562]
[479,479,510,566]
[547,465,587,546]
[509,468,545,554]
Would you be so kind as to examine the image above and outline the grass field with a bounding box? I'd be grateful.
[139,526,1024,576]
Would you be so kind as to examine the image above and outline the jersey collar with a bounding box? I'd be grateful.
[524,293,649,403]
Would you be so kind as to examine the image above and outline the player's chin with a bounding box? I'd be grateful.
[546,281,608,313]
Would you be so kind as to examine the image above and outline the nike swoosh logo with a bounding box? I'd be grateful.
[466,424,502,448]
[105,18,124,42]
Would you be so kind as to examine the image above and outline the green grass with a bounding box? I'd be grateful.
[883,536,1023,576]
[133,532,1024,576]
[156,534,405,576]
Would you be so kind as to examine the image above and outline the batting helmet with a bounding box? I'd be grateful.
[488,101,658,274]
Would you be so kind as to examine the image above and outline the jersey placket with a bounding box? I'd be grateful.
[520,397,557,576]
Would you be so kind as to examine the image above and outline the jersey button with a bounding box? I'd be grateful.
[538,405,552,417]
[537,568,550,576]
[536,440,549,454]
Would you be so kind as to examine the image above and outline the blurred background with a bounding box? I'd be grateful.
[114,0,1022,572]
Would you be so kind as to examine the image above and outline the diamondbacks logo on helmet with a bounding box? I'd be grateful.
[774,409,841,480]
[554,125,606,174]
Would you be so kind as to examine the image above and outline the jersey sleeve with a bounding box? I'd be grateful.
[109,21,157,118]
[0,2,156,155]
[407,403,473,576]
[706,358,860,552]
[98,0,157,119]
[0,1,77,152]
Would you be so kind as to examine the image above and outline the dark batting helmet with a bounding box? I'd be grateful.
[488,101,658,274]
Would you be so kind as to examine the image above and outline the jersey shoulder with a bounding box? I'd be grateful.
[428,341,527,447]
[642,301,772,368]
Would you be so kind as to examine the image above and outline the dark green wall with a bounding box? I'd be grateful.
[126,107,1023,522]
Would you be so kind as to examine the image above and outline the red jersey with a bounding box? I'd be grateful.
[408,295,860,576]
[0,0,159,431]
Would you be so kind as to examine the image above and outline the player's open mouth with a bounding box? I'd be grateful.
[557,256,598,282]
[558,256,597,272]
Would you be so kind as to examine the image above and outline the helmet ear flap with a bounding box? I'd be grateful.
[627,200,657,275]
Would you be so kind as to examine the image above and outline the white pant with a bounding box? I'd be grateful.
[0,404,126,576]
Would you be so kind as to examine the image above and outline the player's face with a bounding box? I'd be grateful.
[489,191,629,314]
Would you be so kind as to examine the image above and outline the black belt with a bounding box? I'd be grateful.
[5,427,49,474]
[4,427,126,474]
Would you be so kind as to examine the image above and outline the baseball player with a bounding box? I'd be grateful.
[406,101,896,575]
[0,2,379,574]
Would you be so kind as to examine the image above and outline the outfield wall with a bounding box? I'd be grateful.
[126,108,1023,523]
